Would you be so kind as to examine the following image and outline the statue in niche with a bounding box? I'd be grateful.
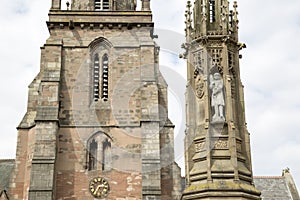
[209,72,225,122]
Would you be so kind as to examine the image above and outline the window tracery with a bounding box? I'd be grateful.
[87,133,112,171]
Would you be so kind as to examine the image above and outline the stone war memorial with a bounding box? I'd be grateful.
[0,0,299,200]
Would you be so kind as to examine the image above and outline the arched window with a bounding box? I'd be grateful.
[101,54,109,101]
[102,138,111,171]
[209,0,216,23]
[87,133,112,171]
[93,54,100,101]
[93,53,109,102]
[95,0,110,11]
[88,139,98,170]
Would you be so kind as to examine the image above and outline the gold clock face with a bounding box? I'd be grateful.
[89,177,110,199]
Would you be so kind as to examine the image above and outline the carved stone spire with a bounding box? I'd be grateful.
[181,1,262,199]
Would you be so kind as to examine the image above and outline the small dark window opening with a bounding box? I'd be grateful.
[88,139,98,171]
[102,138,111,171]
[209,0,216,23]
[101,54,109,101]
[93,54,100,101]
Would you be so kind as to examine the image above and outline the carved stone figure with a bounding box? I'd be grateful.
[195,74,205,99]
[209,72,225,122]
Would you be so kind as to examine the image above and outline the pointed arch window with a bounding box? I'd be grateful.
[95,0,110,11]
[209,0,216,23]
[102,138,111,171]
[93,54,100,101]
[101,54,109,101]
[93,53,109,101]
[87,133,112,171]
[88,139,98,171]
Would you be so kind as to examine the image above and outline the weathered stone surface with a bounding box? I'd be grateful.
[10,2,180,200]
[182,0,261,199]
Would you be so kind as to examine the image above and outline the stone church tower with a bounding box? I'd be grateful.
[9,0,182,199]
[181,0,261,199]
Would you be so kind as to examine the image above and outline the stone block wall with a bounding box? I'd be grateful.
[10,9,181,200]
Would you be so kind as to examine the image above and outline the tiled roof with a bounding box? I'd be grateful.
[0,159,14,191]
[254,176,292,200]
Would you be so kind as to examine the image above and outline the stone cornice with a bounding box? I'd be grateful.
[48,10,153,25]
[47,21,154,31]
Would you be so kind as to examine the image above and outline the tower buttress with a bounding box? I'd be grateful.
[181,0,261,199]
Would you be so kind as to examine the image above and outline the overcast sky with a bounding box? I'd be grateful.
[0,0,299,189]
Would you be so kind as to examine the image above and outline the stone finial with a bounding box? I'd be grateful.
[233,1,239,24]
[185,1,192,37]
[51,0,61,10]
[282,167,290,175]
[141,0,151,11]
[66,1,70,10]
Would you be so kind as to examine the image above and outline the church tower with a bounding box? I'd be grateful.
[9,0,182,199]
[181,0,261,199]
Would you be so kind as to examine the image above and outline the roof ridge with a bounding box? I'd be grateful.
[0,159,15,163]
[254,176,284,179]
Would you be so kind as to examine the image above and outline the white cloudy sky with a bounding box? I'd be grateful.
[0,0,300,189]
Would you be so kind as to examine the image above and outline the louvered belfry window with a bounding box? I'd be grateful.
[95,0,110,11]
[93,53,109,101]
[93,54,100,101]
[101,54,109,101]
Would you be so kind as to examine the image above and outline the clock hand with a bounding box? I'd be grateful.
[93,185,101,195]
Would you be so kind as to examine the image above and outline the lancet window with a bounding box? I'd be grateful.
[209,0,216,23]
[87,133,112,171]
[88,139,98,171]
[93,53,109,101]
[101,54,109,101]
[93,54,100,100]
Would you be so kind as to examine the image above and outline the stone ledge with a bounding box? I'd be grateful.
[182,181,261,199]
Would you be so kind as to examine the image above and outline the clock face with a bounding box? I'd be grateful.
[89,177,110,199]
